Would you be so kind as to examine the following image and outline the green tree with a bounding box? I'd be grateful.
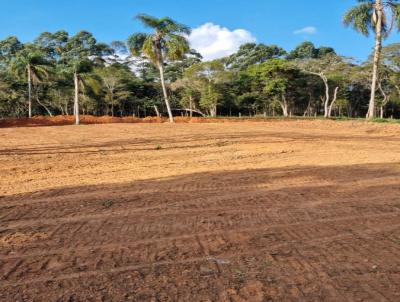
[184,60,232,117]
[297,54,350,117]
[11,44,51,118]
[128,14,191,122]
[247,59,302,117]
[287,42,336,60]
[227,43,286,70]
[96,64,136,116]
[164,49,202,82]
[171,77,204,117]
[0,70,26,117]
[343,0,400,118]
[34,31,69,62]
[381,43,400,70]
[0,36,23,68]
[62,31,110,124]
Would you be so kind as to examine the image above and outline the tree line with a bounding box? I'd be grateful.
[0,1,399,123]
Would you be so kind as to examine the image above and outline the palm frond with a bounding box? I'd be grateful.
[136,14,191,35]
[127,33,149,56]
[132,14,191,70]
[135,14,161,29]
[142,36,158,65]
[165,34,190,61]
[80,73,102,95]
[31,64,52,84]
[158,17,191,35]
[343,3,373,36]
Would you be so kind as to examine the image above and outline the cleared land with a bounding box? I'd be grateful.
[1,120,400,301]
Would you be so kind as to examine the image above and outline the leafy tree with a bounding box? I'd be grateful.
[343,0,400,118]
[171,77,204,117]
[346,64,374,116]
[106,40,129,64]
[184,60,232,116]
[128,14,191,122]
[287,42,318,60]
[0,70,26,117]
[0,36,23,68]
[62,31,110,124]
[34,31,69,62]
[247,59,302,116]
[318,47,337,58]
[164,49,202,82]
[200,85,223,117]
[96,64,137,116]
[10,44,51,118]
[226,43,286,70]
[297,54,350,117]
[2,27,400,121]
[287,42,336,60]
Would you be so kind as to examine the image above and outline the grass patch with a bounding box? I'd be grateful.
[101,200,114,208]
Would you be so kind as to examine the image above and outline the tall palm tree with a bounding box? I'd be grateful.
[62,31,110,125]
[128,14,191,122]
[343,0,400,119]
[11,44,50,118]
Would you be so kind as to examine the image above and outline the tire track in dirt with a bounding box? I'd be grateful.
[1,174,399,228]
[1,224,399,289]
[2,214,400,286]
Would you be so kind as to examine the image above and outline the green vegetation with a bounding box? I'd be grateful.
[344,0,400,119]
[1,2,400,121]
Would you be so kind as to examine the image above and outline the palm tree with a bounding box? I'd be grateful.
[11,44,50,118]
[128,14,191,122]
[62,31,110,125]
[343,0,400,119]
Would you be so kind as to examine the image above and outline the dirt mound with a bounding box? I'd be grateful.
[0,115,297,128]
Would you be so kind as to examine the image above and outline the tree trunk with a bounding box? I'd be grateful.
[189,95,193,118]
[111,91,114,117]
[378,82,388,119]
[327,87,339,118]
[213,104,217,117]
[181,108,205,117]
[64,102,69,116]
[280,95,289,117]
[27,64,32,118]
[74,72,80,125]
[303,96,311,117]
[367,0,383,119]
[154,105,160,117]
[322,74,330,118]
[304,71,330,118]
[158,61,174,123]
[209,106,217,117]
[36,95,53,117]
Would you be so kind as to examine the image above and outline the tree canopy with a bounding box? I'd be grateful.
[1,7,400,120]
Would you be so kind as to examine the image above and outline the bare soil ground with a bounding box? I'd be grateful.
[1,120,400,301]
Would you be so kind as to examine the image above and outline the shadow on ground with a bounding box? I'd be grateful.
[1,163,400,301]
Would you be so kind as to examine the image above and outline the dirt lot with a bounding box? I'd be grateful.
[1,120,400,301]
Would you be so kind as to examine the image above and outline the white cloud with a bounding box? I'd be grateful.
[188,23,256,61]
[293,26,317,35]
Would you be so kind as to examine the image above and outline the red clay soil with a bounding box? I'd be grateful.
[0,115,298,128]
[0,115,165,128]
[0,120,400,301]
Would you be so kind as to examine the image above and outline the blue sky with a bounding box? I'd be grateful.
[1,0,399,61]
